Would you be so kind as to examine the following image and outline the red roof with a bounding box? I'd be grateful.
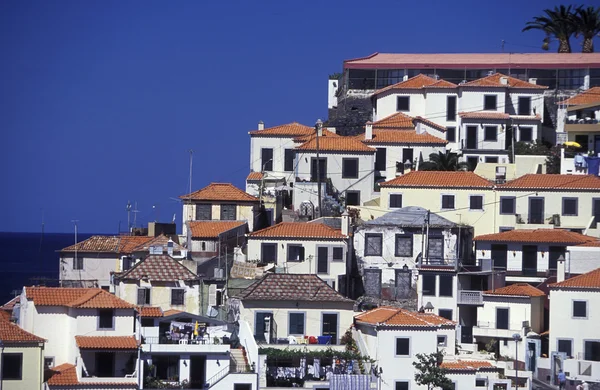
[247,172,264,181]
[1,296,19,311]
[61,235,154,254]
[295,136,375,153]
[139,306,163,317]
[25,287,135,309]
[189,220,247,239]
[75,335,139,349]
[474,229,598,245]
[500,174,600,190]
[47,363,138,387]
[355,306,455,327]
[380,171,492,188]
[459,111,510,120]
[360,130,447,145]
[373,74,457,95]
[441,360,496,371]
[180,183,259,202]
[0,311,10,321]
[550,267,600,289]
[248,122,314,137]
[559,87,600,106]
[373,112,415,129]
[119,255,197,282]
[236,274,353,302]
[248,222,346,239]
[484,283,545,297]
[463,73,547,89]
[0,320,45,343]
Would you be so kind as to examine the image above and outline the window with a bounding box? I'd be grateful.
[484,126,497,141]
[154,355,179,380]
[575,134,589,152]
[476,379,487,387]
[122,257,134,271]
[73,256,83,270]
[44,357,55,369]
[141,318,154,327]
[422,274,436,296]
[437,335,447,346]
[562,198,578,216]
[364,234,383,256]
[500,197,516,214]
[332,247,344,262]
[447,96,457,121]
[470,195,483,210]
[395,234,413,257]
[98,309,114,329]
[342,158,359,178]
[288,312,305,335]
[573,300,587,318]
[439,275,453,297]
[137,288,151,305]
[220,204,236,220]
[584,341,600,362]
[467,156,478,170]
[397,96,410,111]
[261,148,273,171]
[375,148,387,171]
[395,382,409,390]
[520,127,533,142]
[499,227,514,232]
[484,95,497,110]
[171,289,184,306]
[287,245,305,262]
[195,204,212,220]
[234,385,253,390]
[496,308,509,330]
[2,353,22,380]
[261,243,277,263]
[428,237,443,260]
[485,156,499,163]
[438,309,453,320]
[395,338,410,356]
[446,127,456,142]
[284,149,294,172]
[346,191,360,206]
[558,339,572,357]
[390,194,403,208]
[518,96,531,115]
[441,195,455,209]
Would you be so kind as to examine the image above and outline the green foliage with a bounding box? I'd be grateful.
[485,338,498,353]
[513,140,550,156]
[420,151,469,171]
[329,72,343,80]
[574,6,600,53]
[523,5,578,53]
[413,351,453,390]
[546,146,562,174]
[258,346,373,363]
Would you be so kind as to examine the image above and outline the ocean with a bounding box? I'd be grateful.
[0,232,95,305]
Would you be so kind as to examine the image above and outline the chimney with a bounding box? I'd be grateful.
[403,74,409,81]
[167,238,174,257]
[316,119,323,137]
[500,76,508,85]
[557,255,566,283]
[341,210,350,236]
[258,120,265,131]
[327,127,336,134]
[528,78,537,85]
[365,121,373,140]
[415,121,425,134]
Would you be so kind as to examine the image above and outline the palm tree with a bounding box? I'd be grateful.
[419,151,469,171]
[574,6,600,53]
[523,5,577,53]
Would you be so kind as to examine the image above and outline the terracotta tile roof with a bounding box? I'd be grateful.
[550,267,600,289]
[414,116,447,131]
[484,283,545,297]
[1,296,19,311]
[576,240,600,247]
[61,235,154,254]
[236,274,353,302]
[189,220,247,239]
[131,234,185,253]
[294,129,340,143]
[559,87,600,106]
[510,114,542,120]
[119,254,197,282]
[25,287,134,309]
[373,74,457,95]
[355,306,455,327]
[459,111,510,120]
[163,309,184,317]
[248,122,314,137]
[373,112,415,129]
[75,335,139,349]
[295,135,375,153]
[0,311,10,321]
[247,172,264,181]
[139,306,163,317]
[0,320,45,343]
[118,236,155,254]
[180,183,259,202]
[380,171,492,188]
[463,73,547,89]
[500,174,600,190]
[248,222,346,239]
[47,363,138,387]
[474,229,597,245]
[360,130,447,145]
[441,360,495,371]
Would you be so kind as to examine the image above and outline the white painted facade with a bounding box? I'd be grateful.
[182,202,257,235]
[249,135,300,183]
[117,280,201,315]
[60,253,119,289]
[417,272,460,322]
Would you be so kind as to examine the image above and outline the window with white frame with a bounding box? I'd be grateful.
[395,382,409,390]
[395,337,410,356]
[557,339,572,357]
[287,245,305,262]
[397,96,410,112]
[441,195,455,209]
[389,194,403,208]
[470,195,483,210]
[484,95,497,110]
[171,289,185,306]
[520,127,533,142]
[137,288,151,305]
[364,234,383,256]
[484,126,497,141]
[573,300,587,318]
[395,234,412,257]
[288,312,305,335]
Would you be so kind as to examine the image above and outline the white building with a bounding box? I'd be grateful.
[440,360,508,390]
[0,319,46,390]
[187,220,247,260]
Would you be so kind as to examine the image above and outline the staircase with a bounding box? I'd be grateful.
[230,347,251,372]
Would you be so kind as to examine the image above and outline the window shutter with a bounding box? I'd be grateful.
[137,289,146,305]
[208,284,217,307]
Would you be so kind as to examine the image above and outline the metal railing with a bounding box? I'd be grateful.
[205,365,230,388]
[458,290,483,305]
[142,335,226,345]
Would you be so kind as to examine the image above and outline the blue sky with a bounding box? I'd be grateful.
[0,0,575,233]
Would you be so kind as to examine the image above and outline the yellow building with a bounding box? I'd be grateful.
[0,319,46,390]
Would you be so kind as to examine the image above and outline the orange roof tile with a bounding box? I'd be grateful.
[380,171,492,188]
[248,122,314,137]
[360,130,447,145]
[294,129,340,143]
[474,229,597,245]
[61,235,154,254]
[248,222,346,239]
[559,87,600,106]
[236,274,353,302]
[373,74,457,95]
[131,234,185,253]
[189,220,247,239]
[47,363,138,387]
[576,240,600,247]
[247,171,264,181]
[163,309,184,317]
[180,183,259,202]
[459,111,510,120]
[550,267,600,289]
[355,306,455,327]
[118,236,155,253]
[414,116,447,132]
[0,320,45,343]
[139,306,163,317]
[373,112,415,129]
[500,174,600,190]
[295,135,375,153]
[75,335,139,349]
[484,283,545,297]
[441,360,495,371]
[1,296,19,311]
[0,311,10,321]
[463,73,547,89]
[119,254,197,282]
[25,287,135,309]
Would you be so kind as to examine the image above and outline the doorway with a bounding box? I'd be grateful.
[402,148,414,167]
[491,244,508,270]
[322,313,338,345]
[466,126,478,149]
[190,356,206,388]
[522,245,538,276]
[593,198,600,225]
[528,197,545,224]
[317,247,328,274]
[95,352,115,377]
[310,158,327,182]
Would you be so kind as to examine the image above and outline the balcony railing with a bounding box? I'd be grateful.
[515,213,561,226]
[142,335,228,345]
[418,257,457,269]
[457,290,483,305]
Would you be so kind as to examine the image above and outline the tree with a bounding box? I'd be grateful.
[574,6,600,53]
[523,5,577,53]
[419,151,469,171]
[413,351,453,390]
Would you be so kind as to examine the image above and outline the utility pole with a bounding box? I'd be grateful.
[315,119,323,217]
[132,202,139,230]
[511,119,515,163]
[188,149,194,222]
[424,210,430,265]
[126,201,132,233]
[71,220,79,286]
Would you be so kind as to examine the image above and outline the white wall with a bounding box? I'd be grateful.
[60,253,118,288]
[117,281,201,315]
[567,246,600,275]
[417,273,459,322]
[250,136,299,180]
[182,203,255,234]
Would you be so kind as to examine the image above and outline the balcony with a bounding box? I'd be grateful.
[457,290,484,305]
[418,257,457,270]
[515,213,560,227]
[565,118,600,133]
[141,336,231,353]
[473,321,519,339]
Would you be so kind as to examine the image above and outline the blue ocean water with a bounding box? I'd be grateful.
[0,232,95,305]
